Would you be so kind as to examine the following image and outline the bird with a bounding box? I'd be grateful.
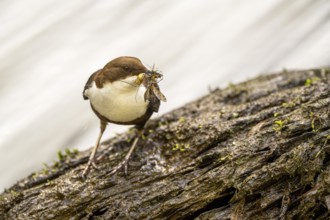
[82,56,165,178]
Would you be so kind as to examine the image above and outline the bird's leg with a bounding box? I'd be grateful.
[82,120,107,178]
[109,127,143,176]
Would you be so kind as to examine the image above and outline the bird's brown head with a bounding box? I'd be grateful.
[94,56,148,88]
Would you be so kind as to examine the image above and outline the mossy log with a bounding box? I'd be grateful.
[1,68,330,220]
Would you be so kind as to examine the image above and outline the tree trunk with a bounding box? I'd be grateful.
[1,68,330,220]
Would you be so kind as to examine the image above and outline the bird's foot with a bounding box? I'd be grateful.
[108,159,129,176]
[81,165,90,179]
[91,162,99,170]
[108,134,140,176]
[81,159,99,179]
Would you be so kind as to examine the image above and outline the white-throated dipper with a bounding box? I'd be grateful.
[82,56,165,178]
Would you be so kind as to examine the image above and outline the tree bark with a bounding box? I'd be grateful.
[1,68,330,220]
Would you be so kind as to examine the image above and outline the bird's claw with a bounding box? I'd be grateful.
[81,159,99,179]
[92,162,99,170]
[81,166,90,179]
[109,160,129,176]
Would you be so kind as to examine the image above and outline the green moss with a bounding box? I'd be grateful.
[172,143,190,152]
[10,190,19,197]
[0,194,5,202]
[179,117,186,123]
[57,150,65,162]
[57,148,79,162]
[45,180,56,187]
[274,112,280,117]
[41,164,50,175]
[219,153,233,162]
[309,111,322,132]
[228,82,235,89]
[172,143,180,151]
[282,102,296,108]
[315,135,330,158]
[282,98,301,109]
[158,121,168,127]
[64,148,79,158]
[52,161,60,168]
[305,77,320,87]
[273,119,288,132]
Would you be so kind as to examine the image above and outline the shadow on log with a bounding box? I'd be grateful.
[1,68,330,219]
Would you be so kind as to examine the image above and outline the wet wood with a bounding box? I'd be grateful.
[1,68,330,219]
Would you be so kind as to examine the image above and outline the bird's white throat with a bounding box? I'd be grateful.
[85,76,149,123]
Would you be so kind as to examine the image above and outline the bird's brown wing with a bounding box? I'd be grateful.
[83,69,101,100]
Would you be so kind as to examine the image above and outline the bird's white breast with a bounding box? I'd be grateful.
[85,76,149,123]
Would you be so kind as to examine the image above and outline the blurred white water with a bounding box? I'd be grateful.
[1,0,330,191]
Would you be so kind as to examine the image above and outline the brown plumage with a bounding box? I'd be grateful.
[81,56,165,178]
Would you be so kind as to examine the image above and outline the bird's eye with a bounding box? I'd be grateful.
[123,65,130,71]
